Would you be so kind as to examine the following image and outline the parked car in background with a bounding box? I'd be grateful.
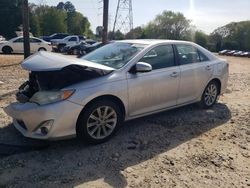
[63,41,91,55]
[240,51,250,57]
[0,36,52,54]
[85,39,96,45]
[218,49,229,55]
[4,40,229,144]
[233,51,244,56]
[40,33,69,42]
[51,35,85,52]
[225,50,238,56]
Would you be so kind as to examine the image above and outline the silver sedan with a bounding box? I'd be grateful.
[4,40,229,143]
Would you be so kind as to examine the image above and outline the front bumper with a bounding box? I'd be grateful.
[4,100,83,140]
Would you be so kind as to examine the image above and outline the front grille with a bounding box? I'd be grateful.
[17,120,27,130]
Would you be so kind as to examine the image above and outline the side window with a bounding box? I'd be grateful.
[69,37,77,41]
[30,38,41,43]
[139,45,175,70]
[176,44,200,65]
[14,38,23,43]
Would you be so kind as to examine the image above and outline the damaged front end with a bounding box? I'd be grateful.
[15,51,114,104]
[4,51,114,139]
[16,64,108,104]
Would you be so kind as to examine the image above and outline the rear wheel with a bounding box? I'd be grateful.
[199,81,219,108]
[72,49,78,55]
[76,100,123,144]
[2,46,12,54]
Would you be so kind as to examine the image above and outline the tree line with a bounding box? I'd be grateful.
[0,1,93,39]
[0,1,249,51]
[111,11,250,52]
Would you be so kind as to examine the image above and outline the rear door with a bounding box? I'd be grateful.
[127,44,180,116]
[29,38,43,52]
[175,44,214,104]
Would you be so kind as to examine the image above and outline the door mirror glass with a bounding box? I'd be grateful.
[135,62,152,73]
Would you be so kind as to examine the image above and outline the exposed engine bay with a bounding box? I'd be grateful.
[16,64,109,103]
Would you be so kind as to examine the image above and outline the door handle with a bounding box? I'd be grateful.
[206,65,212,70]
[170,72,178,77]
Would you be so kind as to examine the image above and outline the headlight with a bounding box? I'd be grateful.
[30,89,75,105]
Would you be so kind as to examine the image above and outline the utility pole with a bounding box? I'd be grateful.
[22,0,30,58]
[102,0,109,44]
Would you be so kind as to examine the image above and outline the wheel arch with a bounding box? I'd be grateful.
[2,45,13,52]
[77,94,126,122]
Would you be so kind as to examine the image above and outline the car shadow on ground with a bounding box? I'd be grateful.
[0,103,231,187]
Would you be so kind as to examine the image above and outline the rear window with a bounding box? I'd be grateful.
[176,44,209,65]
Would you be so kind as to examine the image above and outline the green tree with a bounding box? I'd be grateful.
[144,10,192,40]
[126,26,145,39]
[37,6,67,35]
[194,31,208,48]
[210,21,250,51]
[108,30,124,40]
[0,0,22,39]
[67,12,90,35]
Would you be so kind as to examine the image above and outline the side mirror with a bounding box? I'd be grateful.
[135,62,152,73]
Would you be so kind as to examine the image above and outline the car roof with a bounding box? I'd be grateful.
[118,39,195,45]
[9,36,42,41]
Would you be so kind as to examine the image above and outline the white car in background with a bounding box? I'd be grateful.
[0,36,52,54]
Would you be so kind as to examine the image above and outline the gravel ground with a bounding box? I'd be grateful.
[0,54,249,188]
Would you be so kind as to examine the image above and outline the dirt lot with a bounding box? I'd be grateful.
[0,54,249,188]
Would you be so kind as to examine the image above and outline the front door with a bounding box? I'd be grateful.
[127,44,180,117]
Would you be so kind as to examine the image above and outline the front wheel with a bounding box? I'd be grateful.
[2,46,12,54]
[199,81,219,108]
[76,100,123,144]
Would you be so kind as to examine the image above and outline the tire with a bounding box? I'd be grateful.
[2,46,12,54]
[199,81,219,108]
[38,47,46,51]
[58,44,65,53]
[72,49,78,55]
[76,99,123,144]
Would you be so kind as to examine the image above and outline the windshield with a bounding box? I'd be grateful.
[81,42,147,69]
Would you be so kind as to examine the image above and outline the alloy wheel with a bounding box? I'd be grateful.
[204,83,217,106]
[86,106,117,139]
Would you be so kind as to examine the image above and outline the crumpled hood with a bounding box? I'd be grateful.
[21,51,115,72]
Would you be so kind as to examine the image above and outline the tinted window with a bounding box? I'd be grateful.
[79,36,84,40]
[30,38,41,43]
[69,37,77,41]
[139,45,175,70]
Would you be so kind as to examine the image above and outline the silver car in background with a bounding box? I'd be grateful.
[4,40,229,143]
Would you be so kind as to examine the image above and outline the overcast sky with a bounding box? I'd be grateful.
[29,0,250,34]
